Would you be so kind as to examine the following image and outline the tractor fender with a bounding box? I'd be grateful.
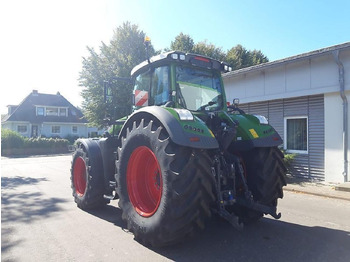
[119,106,219,149]
[228,114,283,151]
[75,138,105,183]
[76,138,119,193]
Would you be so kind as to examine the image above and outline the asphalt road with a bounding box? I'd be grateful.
[2,155,350,262]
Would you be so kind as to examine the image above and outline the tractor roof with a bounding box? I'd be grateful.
[131,51,232,77]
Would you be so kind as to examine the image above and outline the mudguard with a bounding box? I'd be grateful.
[75,138,108,193]
[228,114,283,151]
[119,106,219,149]
[75,139,104,172]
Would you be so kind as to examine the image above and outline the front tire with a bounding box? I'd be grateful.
[71,146,108,210]
[116,119,215,247]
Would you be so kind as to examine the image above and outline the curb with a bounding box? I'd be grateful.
[284,186,350,202]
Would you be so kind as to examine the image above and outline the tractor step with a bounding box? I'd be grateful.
[104,181,119,200]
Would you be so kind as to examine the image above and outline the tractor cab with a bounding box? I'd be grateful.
[131,51,232,113]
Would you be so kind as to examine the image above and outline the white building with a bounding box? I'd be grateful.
[223,42,350,183]
[2,90,88,138]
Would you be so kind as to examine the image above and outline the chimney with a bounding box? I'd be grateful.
[56,91,61,96]
[32,90,38,96]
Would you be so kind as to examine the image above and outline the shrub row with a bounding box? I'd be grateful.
[1,129,69,152]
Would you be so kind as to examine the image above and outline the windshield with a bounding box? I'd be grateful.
[176,66,223,112]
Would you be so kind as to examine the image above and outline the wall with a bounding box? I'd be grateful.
[223,46,350,183]
[41,123,88,138]
[1,122,31,137]
[324,91,350,182]
[224,48,350,104]
[239,95,325,181]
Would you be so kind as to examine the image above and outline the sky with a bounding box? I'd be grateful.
[1,0,349,114]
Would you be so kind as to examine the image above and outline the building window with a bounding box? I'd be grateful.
[46,107,58,116]
[59,108,67,117]
[17,125,27,133]
[37,107,44,116]
[284,117,308,153]
[72,126,78,134]
[52,126,61,134]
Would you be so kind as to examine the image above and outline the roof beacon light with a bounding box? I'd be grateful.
[144,36,151,44]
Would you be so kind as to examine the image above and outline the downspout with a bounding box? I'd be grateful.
[333,50,348,182]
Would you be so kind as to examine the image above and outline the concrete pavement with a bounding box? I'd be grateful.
[284,177,350,202]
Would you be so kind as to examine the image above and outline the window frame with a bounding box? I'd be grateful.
[17,125,28,134]
[46,107,59,116]
[284,116,308,154]
[150,66,170,106]
[59,108,67,117]
[36,107,45,116]
[51,125,61,134]
[72,126,78,134]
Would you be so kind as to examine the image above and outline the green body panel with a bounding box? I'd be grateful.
[228,113,277,141]
[109,116,127,135]
[163,107,215,139]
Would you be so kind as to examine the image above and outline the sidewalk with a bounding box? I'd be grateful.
[284,176,350,201]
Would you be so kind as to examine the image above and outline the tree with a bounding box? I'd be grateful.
[170,33,194,53]
[227,45,269,70]
[249,49,269,66]
[169,33,268,70]
[192,40,226,61]
[79,22,155,127]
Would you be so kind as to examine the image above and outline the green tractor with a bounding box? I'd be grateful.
[71,45,287,247]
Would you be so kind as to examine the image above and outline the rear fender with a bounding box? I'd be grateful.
[75,138,112,193]
[119,106,219,149]
[228,114,283,151]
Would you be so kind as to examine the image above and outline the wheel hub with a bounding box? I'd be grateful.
[73,156,87,196]
[127,146,163,217]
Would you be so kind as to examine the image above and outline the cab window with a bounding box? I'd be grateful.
[151,66,169,106]
[134,71,151,107]
[133,66,169,108]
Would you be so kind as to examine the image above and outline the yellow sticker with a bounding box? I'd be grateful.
[249,129,259,138]
[209,129,215,138]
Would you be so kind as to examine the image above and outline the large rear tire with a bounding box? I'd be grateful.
[238,147,287,224]
[116,119,215,247]
[71,147,109,210]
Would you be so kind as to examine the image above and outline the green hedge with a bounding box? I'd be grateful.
[1,129,69,155]
[1,129,25,149]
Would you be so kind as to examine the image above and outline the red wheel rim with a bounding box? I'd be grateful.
[127,146,162,217]
[73,156,87,196]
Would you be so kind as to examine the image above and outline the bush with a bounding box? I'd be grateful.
[23,137,69,149]
[1,129,69,155]
[1,129,25,150]
[65,134,79,144]
[280,149,296,172]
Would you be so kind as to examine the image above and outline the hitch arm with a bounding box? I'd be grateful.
[236,198,281,219]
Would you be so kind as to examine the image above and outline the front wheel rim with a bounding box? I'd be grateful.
[73,156,87,196]
[127,146,163,217]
